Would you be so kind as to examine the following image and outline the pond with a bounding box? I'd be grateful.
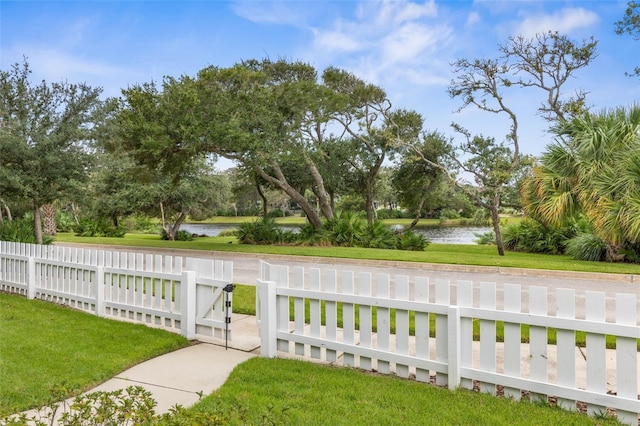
[181,223,492,245]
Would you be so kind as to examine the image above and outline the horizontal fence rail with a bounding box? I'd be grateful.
[0,241,233,342]
[257,261,640,425]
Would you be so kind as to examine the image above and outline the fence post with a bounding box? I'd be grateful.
[180,270,196,340]
[257,279,277,358]
[447,306,461,390]
[95,266,104,317]
[27,257,36,300]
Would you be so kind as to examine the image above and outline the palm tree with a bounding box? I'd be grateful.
[522,105,640,259]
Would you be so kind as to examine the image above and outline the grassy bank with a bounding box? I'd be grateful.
[54,232,640,275]
[0,293,188,415]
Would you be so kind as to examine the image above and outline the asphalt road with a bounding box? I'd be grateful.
[55,243,640,323]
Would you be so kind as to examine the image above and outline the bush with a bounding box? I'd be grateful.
[236,218,285,244]
[474,231,495,245]
[0,219,53,244]
[160,229,194,241]
[362,220,396,249]
[501,219,570,254]
[565,233,607,262]
[73,218,125,238]
[395,231,430,251]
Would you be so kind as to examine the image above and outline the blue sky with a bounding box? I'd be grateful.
[1,0,639,164]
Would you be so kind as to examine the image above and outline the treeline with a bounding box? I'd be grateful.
[2,23,640,261]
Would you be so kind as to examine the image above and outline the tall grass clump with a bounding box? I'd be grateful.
[565,233,607,261]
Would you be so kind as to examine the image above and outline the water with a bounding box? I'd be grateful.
[181,223,492,245]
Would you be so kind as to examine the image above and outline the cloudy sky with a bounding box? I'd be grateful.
[1,0,639,163]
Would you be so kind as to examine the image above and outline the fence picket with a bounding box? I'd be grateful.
[529,286,548,403]
[308,268,321,359]
[276,265,290,353]
[293,266,305,356]
[376,273,391,374]
[585,291,607,417]
[503,283,521,400]
[342,271,356,367]
[615,293,638,425]
[414,276,430,383]
[325,269,337,362]
[457,280,473,390]
[555,288,577,411]
[395,275,410,379]
[358,272,372,371]
[435,279,450,387]
[479,282,497,395]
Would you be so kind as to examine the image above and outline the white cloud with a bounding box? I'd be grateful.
[515,7,599,38]
[382,22,450,64]
[466,11,480,27]
[306,0,453,87]
[231,1,311,27]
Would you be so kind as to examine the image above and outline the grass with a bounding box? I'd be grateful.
[0,292,189,415]
[189,357,619,425]
[54,232,640,276]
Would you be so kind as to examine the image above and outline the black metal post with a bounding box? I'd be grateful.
[223,284,235,350]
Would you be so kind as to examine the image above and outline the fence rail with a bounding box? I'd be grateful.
[257,261,640,425]
[0,241,233,341]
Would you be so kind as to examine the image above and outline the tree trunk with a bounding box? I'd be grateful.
[305,157,334,221]
[256,182,268,217]
[41,203,57,236]
[257,163,324,230]
[33,205,43,244]
[166,211,189,241]
[490,198,504,256]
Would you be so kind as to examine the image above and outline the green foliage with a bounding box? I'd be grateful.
[55,211,77,233]
[236,218,296,245]
[124,214,159,233]
[565,233,607,262]
[160,229,194,241]
[395,230,430,251]
[73,218,125,238]
[502,219,572,255]
[474,231,496,245]
[0,219,52,245]
[439,208,461,221]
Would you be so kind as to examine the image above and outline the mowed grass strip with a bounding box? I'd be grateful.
[0,292,188,415]
[190,357,618,425]
[54,232,640,276]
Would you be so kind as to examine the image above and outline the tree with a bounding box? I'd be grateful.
[615,1,640,78]
[411,31,596,255]
[323,68,423,225]
[104,77,224,240]
[0,60,102,243]
[393,131,451,227]
[521,105,640,260]
[195,59,334,230]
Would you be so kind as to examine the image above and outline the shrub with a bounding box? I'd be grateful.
[501,219,570,254]
[565,233,607,262]
[395,231,430,251]
[0,219,53,244]
[474,231,495,245]
[236,218,284,244]
[160,229,194,241]
[73,218,125,238]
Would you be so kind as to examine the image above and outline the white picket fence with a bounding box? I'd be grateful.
[0,241,234,341]
[257,261,640,425]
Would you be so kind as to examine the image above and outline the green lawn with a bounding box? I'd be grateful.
[0,276,626,425]
[189,357,618,425]
[54,231,640,275]
[0,293,189,415]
